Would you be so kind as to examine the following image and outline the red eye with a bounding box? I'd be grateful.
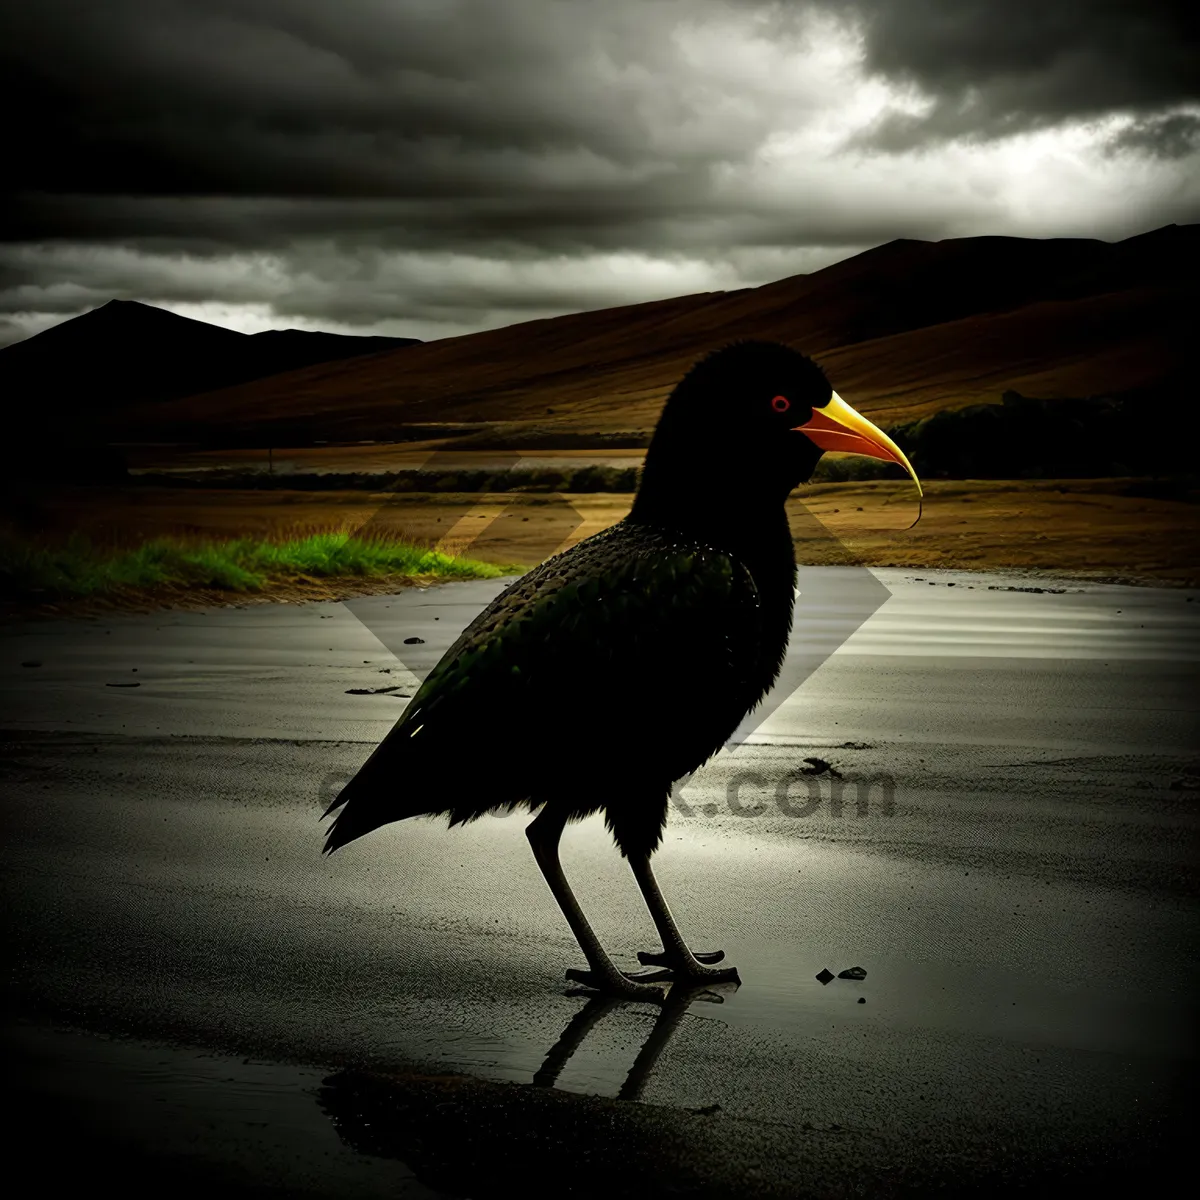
[771,394,791,413]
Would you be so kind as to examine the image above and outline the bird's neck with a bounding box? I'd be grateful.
[628,485,796,586]
[630,425,802,596]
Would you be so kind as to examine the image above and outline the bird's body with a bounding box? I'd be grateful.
[323,340,920,999]
[323,512,794,859]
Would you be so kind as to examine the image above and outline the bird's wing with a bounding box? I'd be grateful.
[411,523,760,731]
[324,522,762,823]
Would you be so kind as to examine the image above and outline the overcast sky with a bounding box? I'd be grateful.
[2,0,1197,349]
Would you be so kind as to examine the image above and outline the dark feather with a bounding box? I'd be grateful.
[322,519,773,858]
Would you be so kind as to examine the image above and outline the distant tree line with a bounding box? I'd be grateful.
[131,464,643,493]
[886,381,1190,479]
[8,382,1191,495]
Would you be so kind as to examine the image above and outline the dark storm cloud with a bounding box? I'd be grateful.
[5,0,1193,247]
[1107,112,1200,159]
[1,0,777,246]
[828,0,1200,149]
[0,0,1196,348]
[0,189,969,260]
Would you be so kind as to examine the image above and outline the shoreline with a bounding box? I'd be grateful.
[0,571,443,623]
[3,559,1195,624]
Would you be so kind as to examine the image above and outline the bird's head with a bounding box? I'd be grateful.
[634,340,920,526]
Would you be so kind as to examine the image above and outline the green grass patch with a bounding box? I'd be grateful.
[0,529,518,601]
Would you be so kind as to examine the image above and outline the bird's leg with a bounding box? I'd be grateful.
[628,853,740,982]
[526,806,666,1001]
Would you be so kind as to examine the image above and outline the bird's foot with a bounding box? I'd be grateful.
[638,948,725,967]
[632,949,740,983]
[565,967,667,1002]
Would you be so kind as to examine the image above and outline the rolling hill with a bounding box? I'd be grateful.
[0,300,421,433]
[18,224,1198,447]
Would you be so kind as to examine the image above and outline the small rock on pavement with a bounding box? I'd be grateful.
[403,636,425,644]
[838,966,867,980]
[816,968,835,984]
[802,757,843,779]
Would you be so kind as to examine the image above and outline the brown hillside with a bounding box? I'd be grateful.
[106,225,1195,443]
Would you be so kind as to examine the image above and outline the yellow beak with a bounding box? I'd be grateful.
[795,392,922,497]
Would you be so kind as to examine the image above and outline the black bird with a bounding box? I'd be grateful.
[322,340,919,999]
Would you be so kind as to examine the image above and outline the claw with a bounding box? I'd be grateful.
[565,967,667,1001]
[638,948,726,967]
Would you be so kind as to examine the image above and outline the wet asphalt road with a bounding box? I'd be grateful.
[2,566,1198,1196]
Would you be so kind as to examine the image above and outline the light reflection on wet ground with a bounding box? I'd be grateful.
[2,567,1196,1191]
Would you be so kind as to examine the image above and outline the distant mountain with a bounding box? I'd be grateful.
[244,327,424,376]
[42,225,1200,445]
[0,300,421,439]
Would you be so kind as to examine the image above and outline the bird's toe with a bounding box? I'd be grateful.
[637,948,726,967]
[565,967,666,1001]
[688,964,740,983]
[634,959,741,983]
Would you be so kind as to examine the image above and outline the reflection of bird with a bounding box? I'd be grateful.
[318,983,730,1194]
[535,983,731,1100]
[323,341,919,999]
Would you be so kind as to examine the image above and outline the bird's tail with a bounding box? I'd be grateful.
[321,777,373,856]
[321,742,435,856]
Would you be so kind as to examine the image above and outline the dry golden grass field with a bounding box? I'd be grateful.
[6,477,1195,620]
